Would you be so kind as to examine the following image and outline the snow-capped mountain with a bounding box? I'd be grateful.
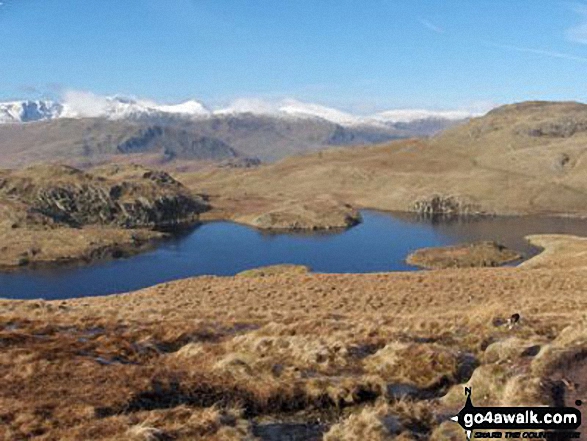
[276,99,362,126]
[214,98,477,127]
[156,100,209,116]
[0,95,483,168]
[215,98,365,126]
[60,93,210,120]
[213,98,279,116]
[371,109,474,124]
[0,93,480,127]
[0,100,63,123]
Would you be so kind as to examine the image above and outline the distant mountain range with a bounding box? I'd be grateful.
[0,96,477,168]
[0,100,64,124]
[0,96,474,126]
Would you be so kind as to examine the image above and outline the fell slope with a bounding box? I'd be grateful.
[0,112,460,169]
[183,101,587,219]
[1,235,586,439]
[0,118,246,169]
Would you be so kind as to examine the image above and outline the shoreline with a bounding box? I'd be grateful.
[0,216,581,302]
[0,207,581,275]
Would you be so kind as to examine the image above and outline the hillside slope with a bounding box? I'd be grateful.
[0,112,461,169]
[2,235,587,439]
[183,101,587,220]
[0,118,246,169]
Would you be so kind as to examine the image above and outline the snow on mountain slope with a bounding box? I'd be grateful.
[277,99,362,126]
[0,92,480,127]
[216,98,374,126]
[372,109,474,123]
[0,100,63,123]
[215,98,478,126]
[214,98,278,116]
[60,93,210,120]
[157,100,209,115]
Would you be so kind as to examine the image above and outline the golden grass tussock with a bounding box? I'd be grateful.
[429,421,467,441]
[226,330,353,372]
[500,374,548,407]
[324,399,437,440]
[364,342,461,390]
[531,319,587,376]
[323,402,404,441]
[442,364,510,406]
[482,336,547,364]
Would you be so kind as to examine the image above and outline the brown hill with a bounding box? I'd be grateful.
[0,114,414,170]
[0,118,246,170]
[182,101,587,223]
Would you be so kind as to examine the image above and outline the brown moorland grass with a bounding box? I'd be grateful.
[1,235,587,439]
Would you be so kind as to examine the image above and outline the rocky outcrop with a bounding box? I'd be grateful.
[217,157,262,168]
[412,195,483,218]
[242,197,362,231]
[0,164,209,270]
[32,186,203,228]
[521,118,587,138]
[406,241,522,269]
[0,164,209,229]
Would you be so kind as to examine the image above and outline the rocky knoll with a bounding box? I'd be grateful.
[406,241,522,269]
[0,164,208,269]
[0,164,208,229]
[412,194,484,218]
[240,196,362,231]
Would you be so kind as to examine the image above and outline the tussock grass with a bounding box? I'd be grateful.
[324,402,404,441]
[364,342,461,390]
[532,319,587,376]
[429,421,467,441]
[324,399,436,441]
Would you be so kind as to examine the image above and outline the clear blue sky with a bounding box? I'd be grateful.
[1,0,586,112]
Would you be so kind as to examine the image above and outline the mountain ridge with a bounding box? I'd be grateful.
[0,95,475,127]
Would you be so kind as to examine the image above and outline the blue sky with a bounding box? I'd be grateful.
[0,0,587,112]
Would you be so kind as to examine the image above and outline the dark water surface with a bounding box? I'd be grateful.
[1,211,587,300]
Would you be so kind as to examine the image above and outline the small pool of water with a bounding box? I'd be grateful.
[1,211,586,300]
